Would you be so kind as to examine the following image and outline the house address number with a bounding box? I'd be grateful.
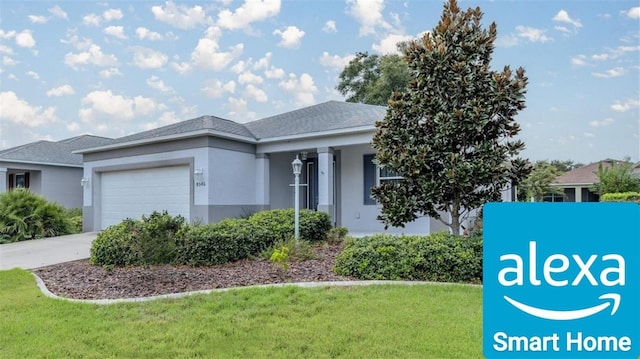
[196,181,206,187]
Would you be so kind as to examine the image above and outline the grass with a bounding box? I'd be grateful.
[0,269,482,358]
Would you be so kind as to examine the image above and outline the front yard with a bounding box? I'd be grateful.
[0,269,482,358]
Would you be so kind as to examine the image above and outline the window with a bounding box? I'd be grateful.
[9,172,29,190]
[363,154,403,205]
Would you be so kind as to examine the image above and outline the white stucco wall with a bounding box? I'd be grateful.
[338,144,432,235]
[208,147,256,205]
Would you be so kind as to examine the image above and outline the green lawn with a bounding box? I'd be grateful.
[0,269,483,358]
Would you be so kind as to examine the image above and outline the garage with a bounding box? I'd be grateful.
[100,166,190,229]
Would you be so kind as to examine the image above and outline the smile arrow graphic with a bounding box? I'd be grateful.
[503,293,620,321]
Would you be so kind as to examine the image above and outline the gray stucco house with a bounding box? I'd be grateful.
[76,101,475,234]
[0,135,113,209]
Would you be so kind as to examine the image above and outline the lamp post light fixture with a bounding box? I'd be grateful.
[292,155,303,241]
[80,177,89,187]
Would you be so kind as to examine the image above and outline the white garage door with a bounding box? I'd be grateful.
[101,166,190,229]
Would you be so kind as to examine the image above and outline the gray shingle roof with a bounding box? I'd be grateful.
[245,101,386,139]
[107,115,256,145]
[0,135,114,166]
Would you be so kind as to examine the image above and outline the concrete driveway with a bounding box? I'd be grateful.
[0,232,98,270]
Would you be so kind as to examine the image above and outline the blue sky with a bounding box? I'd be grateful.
[0,0,638,164]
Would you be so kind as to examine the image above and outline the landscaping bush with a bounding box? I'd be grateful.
[64,208,83,234]
[260,237,316,262]
[334,232,483,283]
[248,209,332,242]
[0,189,73,243]
[175,218,272,266]
[600,192,640,203]
[90,211,186,267]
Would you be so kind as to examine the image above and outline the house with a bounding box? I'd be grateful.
[76,101,475,234]
[548,159,625,202]
[0,135,114,209]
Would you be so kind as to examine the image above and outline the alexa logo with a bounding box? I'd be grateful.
[483,202,640,359]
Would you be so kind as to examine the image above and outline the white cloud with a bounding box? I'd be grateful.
[495,34,520,48]
[253,52,271,70]
[2,56,18,66]
[583,132,595,138]
[46,84,75,97]
[83,14,102,26]
[66,121,81,132]
[132,47,168,69]
[146,75,174,93]
[191,37,244,71]
[372,33,412,54]
[28,15,48,24]
[244,84,267,102]
[99,67,123,78]
[611,98,640,112]
[571,54,587,66]
[104,26,127,39]
[265,66,284,79]
[0,30,15,39]
[79,90,157,122]
[319,52,355,70]
[516,26,552,43]
[103,8,124,22]
[627,7,640,19]
[15,30,36,48]
[152,1,210,29]
[217,0,281,30]
[48,5,68,20]
[591,67,625,78]
[136,27,163,41]
[279,73,317,106]
[201,79,236,98]
[552,10,582,28]
[170,61,192,74]
[323,20,337,33]
[273,26,305,48]
[347,0,390,36]
[64,44,119,70]
[588,118,614,127]
[0,44,14,55]
[26,71,40,80]
[0,91,58,127]
[554,26,571,34]
[238,71,264,84]
[591,53,609,61]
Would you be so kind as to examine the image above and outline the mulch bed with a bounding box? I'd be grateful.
[32,242,352,300]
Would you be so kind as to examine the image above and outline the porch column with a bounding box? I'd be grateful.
[575,186,583,202]
[255,153,270,209]
[317,147,334,222]
[0,168,6,193]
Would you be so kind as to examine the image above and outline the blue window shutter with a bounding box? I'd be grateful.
[363,154,376,205]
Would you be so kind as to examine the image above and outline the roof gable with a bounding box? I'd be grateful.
[553,159,627,185]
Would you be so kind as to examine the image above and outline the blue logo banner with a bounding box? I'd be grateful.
[483,202,640,358]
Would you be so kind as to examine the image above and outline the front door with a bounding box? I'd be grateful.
[305,159,318,210]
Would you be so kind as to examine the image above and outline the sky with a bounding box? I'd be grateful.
[0,0,638,164]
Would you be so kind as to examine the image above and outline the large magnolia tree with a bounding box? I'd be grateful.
[372,0,531,235]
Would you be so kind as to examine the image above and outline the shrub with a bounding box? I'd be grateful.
[175,218,271,266]
[64,208,83,234]
[334,232,483,283]
[0,189,73,243]
[249,209,332,242]
[260,237,316,262]
[600,192,640,203]
[326,226,349,244]
[89,211,186,267]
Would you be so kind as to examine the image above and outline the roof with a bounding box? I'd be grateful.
[0,135,114,167]
[77,101,387,153]
[245,101,386,139]
[552,159,624,185]
[106,115,256,146]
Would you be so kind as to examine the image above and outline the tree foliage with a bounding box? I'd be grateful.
[372,0,531,235]
[592,159,640,195]
[336,52,410,105]
[518,161,564,201]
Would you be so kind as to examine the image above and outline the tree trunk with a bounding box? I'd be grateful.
[450,213,460,235]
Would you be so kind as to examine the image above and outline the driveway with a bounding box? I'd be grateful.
[0,232,98,270]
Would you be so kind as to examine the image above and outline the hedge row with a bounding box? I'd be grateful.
[600,192,640,203]
[333,232,482,283]
[90,209,332,267]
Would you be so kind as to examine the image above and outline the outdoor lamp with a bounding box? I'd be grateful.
[81,177,89,187]
[194,168,204,183]
[292,155,302,240]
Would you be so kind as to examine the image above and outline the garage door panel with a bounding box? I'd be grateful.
[101,166,190,229]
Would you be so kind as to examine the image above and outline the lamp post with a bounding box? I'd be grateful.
[292,155,303,241]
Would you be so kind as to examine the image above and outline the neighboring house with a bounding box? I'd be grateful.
[0,135,114,209]
[78,101,498,234]
[548,159,626,202]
